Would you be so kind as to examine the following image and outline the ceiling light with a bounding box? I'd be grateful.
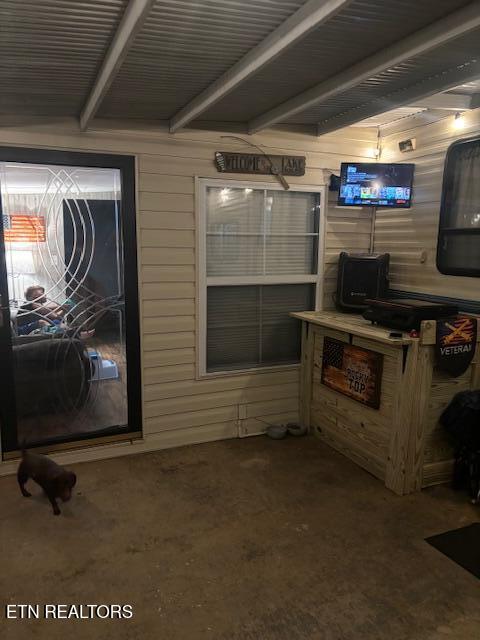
[453,112,465,130]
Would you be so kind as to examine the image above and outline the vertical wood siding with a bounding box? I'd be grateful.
[323,194,373,309]
[0,120,376,456]
[376,108,480,302]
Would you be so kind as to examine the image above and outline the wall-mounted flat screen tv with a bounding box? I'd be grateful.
[338,162,414,208]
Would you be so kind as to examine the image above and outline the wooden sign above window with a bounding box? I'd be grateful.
[215,151,305,177]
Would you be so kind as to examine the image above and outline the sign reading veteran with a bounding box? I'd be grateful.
[214,151,305,176]
[321,337,383,409]
[436,316,477,377]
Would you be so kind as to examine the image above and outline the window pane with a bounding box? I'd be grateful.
[207,284,314,372]
[265,191,318,275]
[438,233,480,274]
[438,139,480,276]
[206,186,319,277]
[266,191,319,234]
[444,142,480,229]
[207,186,263,234]
[265,236,317,275]
[207,286,259,371]
[261,284,314,364]
[207,235,263,276]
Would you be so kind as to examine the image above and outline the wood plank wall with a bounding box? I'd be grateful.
[323,192,373,309]
[376,108,480,302]
[0,119,376,459]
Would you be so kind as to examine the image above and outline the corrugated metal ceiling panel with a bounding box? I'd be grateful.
[0,0,128,116]
[355,107,427,128]
[291,28,480,125]
[1,0,477,129]
[98,0,307,119]
[200,0,471,122]
[445,78,480,95]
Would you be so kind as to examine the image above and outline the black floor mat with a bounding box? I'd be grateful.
[426,523,480,579]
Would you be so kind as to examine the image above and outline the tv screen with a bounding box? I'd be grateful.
[338,162,414,208]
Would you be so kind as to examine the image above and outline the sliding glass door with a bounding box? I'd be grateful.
[0,148,141,454]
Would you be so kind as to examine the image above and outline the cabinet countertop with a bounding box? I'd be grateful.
[290,310,413,346]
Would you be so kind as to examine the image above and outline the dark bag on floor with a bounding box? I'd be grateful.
[440,390,480,500]
[440,390,480,451]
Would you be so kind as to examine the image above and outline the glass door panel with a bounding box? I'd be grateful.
[0,154,140,452]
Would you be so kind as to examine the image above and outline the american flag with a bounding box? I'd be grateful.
[323,337,345,369]
[2,214,46,243]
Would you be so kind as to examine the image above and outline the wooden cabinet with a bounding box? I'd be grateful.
[293,311,480,495]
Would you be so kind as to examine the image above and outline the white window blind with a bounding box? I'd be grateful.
[201,182,322,374]
[207,284,314,372]
[206,187,319,277]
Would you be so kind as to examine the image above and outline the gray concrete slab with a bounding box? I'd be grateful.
[1,436,479,639]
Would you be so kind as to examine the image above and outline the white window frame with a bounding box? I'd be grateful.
[196,177,326,379]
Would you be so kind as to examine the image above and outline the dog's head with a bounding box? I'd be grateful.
[56,471,77,502]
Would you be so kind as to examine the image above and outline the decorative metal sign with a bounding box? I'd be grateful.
[321,337,383,409]
[214,151,305,176]
[436,316,477,377]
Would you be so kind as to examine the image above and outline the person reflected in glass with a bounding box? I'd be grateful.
[17,285,94,339]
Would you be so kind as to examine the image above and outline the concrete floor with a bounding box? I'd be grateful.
[1,436,480,640]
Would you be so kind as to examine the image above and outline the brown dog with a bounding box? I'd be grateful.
[17,449,77,516]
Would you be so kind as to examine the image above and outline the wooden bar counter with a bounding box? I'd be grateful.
[292,310,480,495]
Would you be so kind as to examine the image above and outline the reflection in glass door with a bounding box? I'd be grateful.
[0,150,140,453]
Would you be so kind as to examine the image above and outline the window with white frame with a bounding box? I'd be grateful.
[198,180,323,374]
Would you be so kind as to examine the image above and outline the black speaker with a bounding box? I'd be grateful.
[335,252,390,312]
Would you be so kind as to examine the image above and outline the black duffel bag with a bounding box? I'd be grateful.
[440,390,480,501]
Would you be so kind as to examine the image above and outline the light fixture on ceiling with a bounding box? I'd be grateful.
[453,112,465,130]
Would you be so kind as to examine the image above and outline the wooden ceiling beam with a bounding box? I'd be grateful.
[80,0,155,131]
[249,3,480,133]
[168,0,353,133]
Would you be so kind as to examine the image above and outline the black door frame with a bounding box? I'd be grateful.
[0,147,142,454]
